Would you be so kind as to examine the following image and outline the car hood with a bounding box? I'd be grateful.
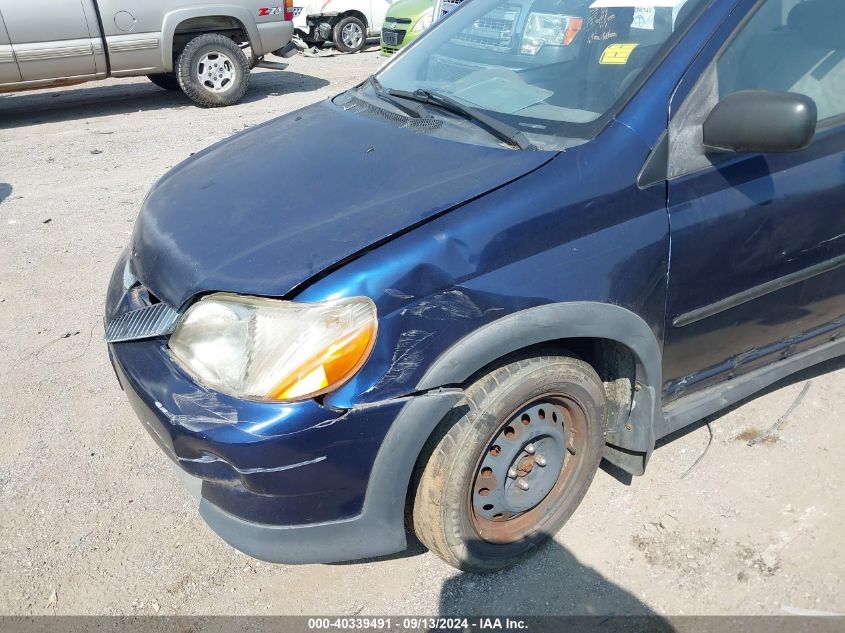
[387,0,434,20]
[129,98,552,308]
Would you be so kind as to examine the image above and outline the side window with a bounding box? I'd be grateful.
[665,0,844,181]
[717,0,845,124]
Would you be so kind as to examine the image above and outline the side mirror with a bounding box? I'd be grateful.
[702,90,817,154]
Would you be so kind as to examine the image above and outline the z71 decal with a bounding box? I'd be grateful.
[259,7,284,15]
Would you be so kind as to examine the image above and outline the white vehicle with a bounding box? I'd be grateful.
[293,0,394,53]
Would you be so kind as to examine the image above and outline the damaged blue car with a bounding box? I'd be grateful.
[106,0,845,572]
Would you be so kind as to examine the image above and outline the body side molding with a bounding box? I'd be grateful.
[673,253,845,328]
[661,336,845,437]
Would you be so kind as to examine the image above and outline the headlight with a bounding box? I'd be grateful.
[168,293,377,402]
[520,14,582,55]
[412,8,433,32]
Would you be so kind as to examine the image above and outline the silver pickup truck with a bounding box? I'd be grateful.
[0,0,295,107]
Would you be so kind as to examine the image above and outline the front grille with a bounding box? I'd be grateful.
[452,4,520,51]
[381,28,407,47]
[385,17,412,24]
[105,302,180,343]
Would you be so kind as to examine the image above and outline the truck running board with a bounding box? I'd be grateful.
[256,60,290,70]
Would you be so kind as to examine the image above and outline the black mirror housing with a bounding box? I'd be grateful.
[703,90,818,154]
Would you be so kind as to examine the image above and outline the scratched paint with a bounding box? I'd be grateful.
[177,454,328,474]
[364,329,434,394]
[155,391,238,432]
[401,289,503,321]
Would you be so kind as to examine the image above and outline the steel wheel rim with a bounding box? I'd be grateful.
[469,395,588,544]
[341,22,364,49]
[197,51,236,93]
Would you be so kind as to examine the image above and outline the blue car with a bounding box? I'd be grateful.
[106,0,845,572]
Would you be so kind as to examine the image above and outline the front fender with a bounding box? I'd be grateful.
[416,301,663,461]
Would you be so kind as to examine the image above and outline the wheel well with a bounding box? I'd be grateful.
[172,16,250,57]
[458,338,637,435]
[336,10,368,29]
[405,338,638,527]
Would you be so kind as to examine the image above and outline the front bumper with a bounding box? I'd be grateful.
[111,338,462,563]
[105,247,468,563]
[381,27,421,56]
[110,338,403,526]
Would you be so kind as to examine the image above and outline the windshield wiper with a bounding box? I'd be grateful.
[366,75,425,119]
[387,87,537,151]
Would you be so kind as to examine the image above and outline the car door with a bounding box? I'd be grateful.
[661,0,845,402]
[0,7,21,84]
[0,0,97,82]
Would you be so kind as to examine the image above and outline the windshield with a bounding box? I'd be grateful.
[375,0,707,144]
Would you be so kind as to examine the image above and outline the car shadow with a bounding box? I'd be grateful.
[0,69,330,129]
[335,532,670,621]
[437,538,674,624]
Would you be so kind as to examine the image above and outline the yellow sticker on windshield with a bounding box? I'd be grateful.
[599,43,639,64]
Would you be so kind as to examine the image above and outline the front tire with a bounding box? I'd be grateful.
[176,33,250,108]
[332,16,367,53]
[411,354,607,572]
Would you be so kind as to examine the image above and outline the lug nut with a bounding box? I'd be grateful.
[516,478,529,491]
[525,444,535,454]
[535,455,547,467]
[507,467,517,479]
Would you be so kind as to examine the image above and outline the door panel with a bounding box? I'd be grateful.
[94,1,164,74]
[662,0,845,401]
[0,8,22,83]
[1,0,97,81]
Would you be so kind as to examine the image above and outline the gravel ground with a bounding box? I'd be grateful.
[1,48,844,618]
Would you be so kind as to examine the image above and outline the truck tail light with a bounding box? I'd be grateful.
[284,0,294,21]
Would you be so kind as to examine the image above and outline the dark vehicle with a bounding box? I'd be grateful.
[106,0,845,572]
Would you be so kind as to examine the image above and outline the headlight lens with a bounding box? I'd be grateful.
[520,14,582,55]
[168,293,377,402]
[412,8,433,32]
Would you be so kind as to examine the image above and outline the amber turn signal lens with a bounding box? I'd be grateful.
[268,322,377,401]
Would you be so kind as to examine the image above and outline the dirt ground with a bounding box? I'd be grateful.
[1,48,844,618]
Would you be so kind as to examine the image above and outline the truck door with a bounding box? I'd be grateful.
[0,7,22,84]
[0,0,97,82]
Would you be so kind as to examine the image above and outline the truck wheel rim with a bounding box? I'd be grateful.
[197,51,236,93]
[341,23,364,49]
[469,396,587,544]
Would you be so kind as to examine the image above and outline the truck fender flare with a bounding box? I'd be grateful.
[161,6,263,71]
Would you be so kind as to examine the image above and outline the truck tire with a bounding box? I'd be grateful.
[332,15,367,53]
[147,73,181,91]
[411,353,607,573]
[176,33,250,108]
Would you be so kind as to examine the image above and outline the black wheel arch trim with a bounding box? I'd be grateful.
[415,302,665,465]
